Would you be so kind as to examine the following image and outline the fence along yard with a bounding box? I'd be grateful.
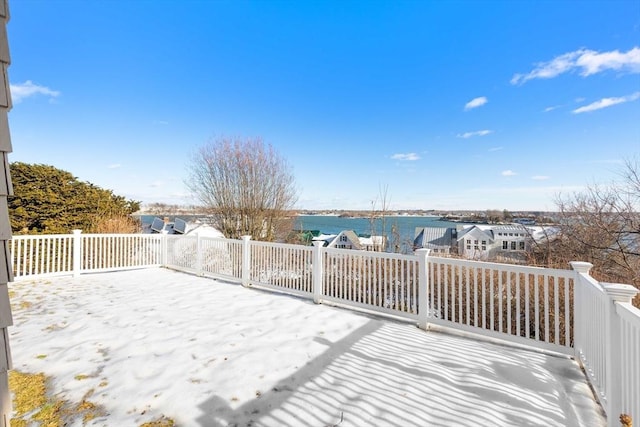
[8,230,640,426]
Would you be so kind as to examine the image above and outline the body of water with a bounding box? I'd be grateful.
[295,215,463,252]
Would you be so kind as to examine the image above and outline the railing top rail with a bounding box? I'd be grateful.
[250,240,313,251]
[616,300,640,322]
[11,234,75,240]
[81,233,162,239]
[324,247,417,261]
[429,255,575,278]
[573,268,606,293]
[163,234,198,240]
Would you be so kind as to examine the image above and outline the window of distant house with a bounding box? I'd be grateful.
[474,240,478,244]
[466,239,471,244]
[467,245,471,250]
[503,241,508,250]
[511,241,516,250]
[519,241,525,250]
[341,235,347,242]
[509,233,513,236]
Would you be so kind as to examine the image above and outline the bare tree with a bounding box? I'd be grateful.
[369,184,392,252]
[186,137,298,241]
[531,159,639,304]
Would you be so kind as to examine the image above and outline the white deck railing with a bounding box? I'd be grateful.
[8,231,639,426]
[423,255,575,355]
[571,261,640,424]
[10,233,75,278]
[323,246,420,319]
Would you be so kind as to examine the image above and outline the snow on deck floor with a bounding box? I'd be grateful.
[9,268,605,427]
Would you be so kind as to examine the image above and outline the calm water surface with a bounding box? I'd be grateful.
[295,215,462,251]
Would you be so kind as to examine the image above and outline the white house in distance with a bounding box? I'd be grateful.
[313,230,386,252]
[457,224,530,260]
[414,224,534,261]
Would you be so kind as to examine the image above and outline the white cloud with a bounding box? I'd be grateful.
[457,130,493,139]
[572,92,640,113]
[577,47,640,75]
[543,105,561,112]
[511,47,640,85]
[531,175,550,180]
[150,181,163,188]
[391,153,420,161]
[501,170,517,177]
[464,96,488,111]
[10,80,61,103]
[488,146,503,152]
[108,164,122,169]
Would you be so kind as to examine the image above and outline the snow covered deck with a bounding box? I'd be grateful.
[9,268,605,426]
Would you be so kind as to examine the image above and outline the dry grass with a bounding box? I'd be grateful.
[9,370,106,426]
[8,370,64,426]
[91,214,141,234]
[9,370,177,426]
[139,416,176,427]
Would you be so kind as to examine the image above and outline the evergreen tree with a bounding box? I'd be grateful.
[8,162,140,234]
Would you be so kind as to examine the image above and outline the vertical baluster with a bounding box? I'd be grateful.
[456,265,462,324]
[542,275,548,343]
[490,268,495,331]
[527,274,540,340]
[481,268,487,330]
[506,272,512,335]
[442,263,448,321]
[564,278,571,346]
[29,238,35,275]
[498,270,504,333]
[464,267,470,326]
[473,267,479,327]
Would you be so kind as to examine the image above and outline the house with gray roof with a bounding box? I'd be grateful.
[413,227,456,254]
[456,224,531,261]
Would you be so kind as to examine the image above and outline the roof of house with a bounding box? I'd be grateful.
[456,225,495,242]
[414,227,455,249]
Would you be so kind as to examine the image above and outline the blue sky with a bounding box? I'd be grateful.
[7,0,640,211]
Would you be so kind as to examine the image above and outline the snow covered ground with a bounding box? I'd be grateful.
[9,268,606,426]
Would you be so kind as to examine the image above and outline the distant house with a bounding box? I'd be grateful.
[358,235,386,252]
[456,226,494,260]
[145,217,224,238]
[313,230,386,251]
[413,227,456,254]
[327,230,363,250]
[456,224,531,261]
[312,233,339,247]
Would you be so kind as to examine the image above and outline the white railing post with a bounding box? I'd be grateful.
[72,230,82,278]
[570,261,593,359]
[312,241,324,304]
[241,235,251,287]
[196,234,203,276]
[416,248,430,330]
[161,234,168,267]
[603,282,639,426]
